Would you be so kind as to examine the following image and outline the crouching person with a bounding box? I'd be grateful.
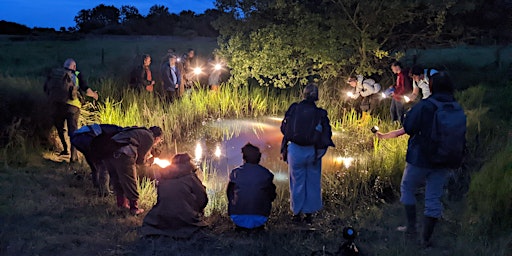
[141,153,208,239]
[227,143,276,231]
[71,124,123,195]
[106,126,163,215]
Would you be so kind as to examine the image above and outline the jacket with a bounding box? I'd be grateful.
[403,92,456,168]
[160,61,181,92]
[111,128,154,165]
[141,162,208,238]
[393,71,412,101]
[227,163,276,216]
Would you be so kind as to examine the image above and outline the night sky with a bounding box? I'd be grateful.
[0,0,216,29]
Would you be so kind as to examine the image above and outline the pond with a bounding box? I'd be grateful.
[156,116,359,182]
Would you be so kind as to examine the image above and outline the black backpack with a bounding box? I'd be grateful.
[45,68,79,103]
[427,98,466,168]
[281,101,321,146]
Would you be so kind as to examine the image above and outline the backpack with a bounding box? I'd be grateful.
[427,98,466,168]
[88,125,125,160]
[281,101,321,146]
[46,68,78,103]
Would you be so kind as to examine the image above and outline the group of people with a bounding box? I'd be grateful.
[44,56,464,248]
[129,48,223,101]
[346,61,437,125]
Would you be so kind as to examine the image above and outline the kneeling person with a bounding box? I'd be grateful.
[141,153,208,238]
[227,143,277,230]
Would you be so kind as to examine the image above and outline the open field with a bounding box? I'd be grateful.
[0,37,511,255]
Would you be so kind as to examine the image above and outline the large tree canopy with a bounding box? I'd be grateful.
[214,0,502,88]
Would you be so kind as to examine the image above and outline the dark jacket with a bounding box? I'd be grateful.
[111,128,154,165]
[71,124,123,158]
[403,93,456,168]
[141,162,208,238]
[129,65,152,89]
[227,163,276,216]
[160,61,181,92]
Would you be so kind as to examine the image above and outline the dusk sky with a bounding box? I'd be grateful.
[0,0,217,29]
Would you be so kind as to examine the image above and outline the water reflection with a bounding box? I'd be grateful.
[168,116,355,182]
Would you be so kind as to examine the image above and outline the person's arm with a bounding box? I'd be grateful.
[376,128,405,139]
[77,73,98,100]
[410,86,419,101]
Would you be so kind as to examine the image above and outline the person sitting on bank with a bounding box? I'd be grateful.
[141,153,208,239]
[227,143,277,231]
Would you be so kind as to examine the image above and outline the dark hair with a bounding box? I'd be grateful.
[391,61,402,68]
[149,126,163,138]
[411,65,423,76]
[303,83,319,101]
[430,71,455,94]
[241,143,261,164]
[187,48,194,53]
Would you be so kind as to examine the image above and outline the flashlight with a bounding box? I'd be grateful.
[346,92,354,98]
[177,57,181,62]
[404,95,410,103]
[214,63,222,71]
[193,67,202,75]
[371,126,379,134]
[381,92,386,98]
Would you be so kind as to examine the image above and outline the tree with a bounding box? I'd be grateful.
[74,4,120,32]
[120,5,143,24]
[214,0,484,88]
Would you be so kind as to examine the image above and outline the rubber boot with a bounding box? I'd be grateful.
[129,200,144,215]
[116,194,129,209]
[397,204,416,234]
[422,216,438,247]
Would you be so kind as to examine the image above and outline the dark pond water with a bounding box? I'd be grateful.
[159,117,356,182]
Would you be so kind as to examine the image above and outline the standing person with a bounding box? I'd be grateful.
[346,74,382,119]
[44,58,99,162]
[71,123,123,195]
[280,84,335,224]
[129,54,156,92]
[389,61,412,124]
[409,66,438,101]
[208,57,222,91]
[141,153,208,239]
[376,71,466,247]
[227,143,276,231]
[181,48,195,90]
[106,126,164,215]
[160,54,181,102]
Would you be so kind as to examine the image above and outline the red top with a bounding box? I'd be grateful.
[393,71,412,100]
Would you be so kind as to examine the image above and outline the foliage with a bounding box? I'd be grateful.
[74,4,120,32]
[213,0,510,88]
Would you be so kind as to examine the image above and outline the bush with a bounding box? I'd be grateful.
[467,145,512,235]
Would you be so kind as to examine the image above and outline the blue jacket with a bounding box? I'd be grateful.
[403,93,456,168]
[227,163,276,216]
[160,61,181,92]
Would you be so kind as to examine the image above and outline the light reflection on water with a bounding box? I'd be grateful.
[169,116,353,182]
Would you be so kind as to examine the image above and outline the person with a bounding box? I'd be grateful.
[129,54,156,92]
[280,84,335,224]
[105,126,164,215]
[409,66,438,101]
[376,71,466,247]
[227,143,276,231]
[389,61,412,124]
[141,153,208,239]
[181,48,195,90]
[43,58,99,162]
[160,54,181,102]
[346,74,381,120]
[71,123,124,195]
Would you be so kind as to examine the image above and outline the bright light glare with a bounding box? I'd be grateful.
[335,156,354,169]
[404,96,410,103]
[214,145,221,158]
[193,67,202,75]
[381,92,387,98]
[347,92,354,98]
[153,157,171,168]
[214,63,222,71]
[195,143,203,162]
[177,57,181,62]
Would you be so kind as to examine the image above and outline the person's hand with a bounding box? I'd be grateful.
[151,80,156,85]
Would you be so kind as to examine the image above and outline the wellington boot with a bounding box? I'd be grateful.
[129,200,144,215]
